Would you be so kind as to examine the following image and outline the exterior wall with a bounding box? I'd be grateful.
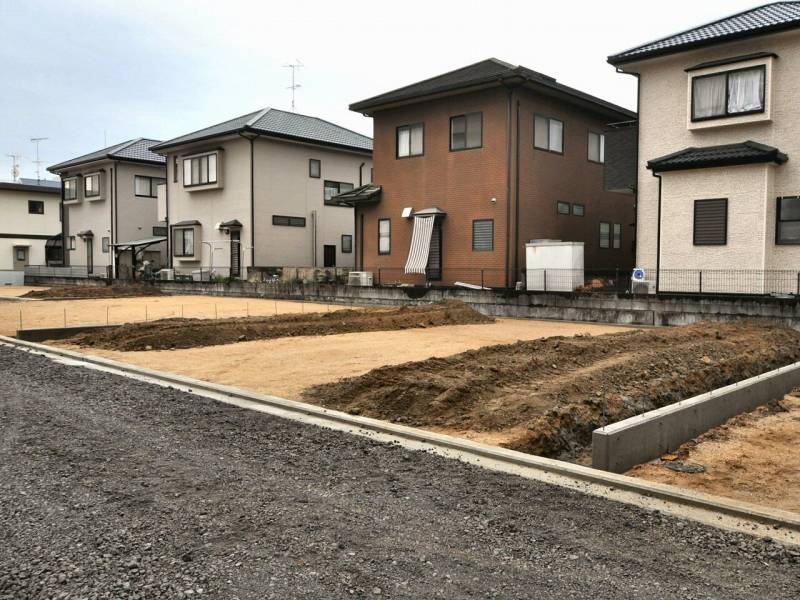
[0,186,61,270]
[627,29,800,277]
[165,135,371,278]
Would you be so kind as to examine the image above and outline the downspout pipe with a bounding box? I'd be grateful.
[616,67,641,270]
[239,131,260,276]
[358,162,365,187]
[504,86,513,288]
[652,170,662,294]
[114,162,119,279]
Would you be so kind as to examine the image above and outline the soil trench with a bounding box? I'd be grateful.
[302,321,800,460]
[61,301,493,351]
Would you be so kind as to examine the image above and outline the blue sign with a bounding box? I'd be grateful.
[632,268,646,281]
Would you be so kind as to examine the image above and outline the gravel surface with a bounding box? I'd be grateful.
[0,346,798,599]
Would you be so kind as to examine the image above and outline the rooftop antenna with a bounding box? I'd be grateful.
[30,137,48,182]
[284,59,304,112]
[7,154,21,182]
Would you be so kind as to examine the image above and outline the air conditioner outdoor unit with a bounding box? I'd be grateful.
[158,268,175,281]
[631,279,655,295]
[348,271,374,287]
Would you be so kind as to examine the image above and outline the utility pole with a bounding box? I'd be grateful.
[284,59,304,112]
[7,154,21,182]
[30,137,48,182]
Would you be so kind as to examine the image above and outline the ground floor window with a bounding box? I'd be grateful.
[613,223,622,249]
[694,198,728,246]
[102,237,110,253]
[16,248,26,261]
[378,219,391,254]
[777,196,800,244]
[173,228,195,256]
[341,234,352,253]
[472,219,494,251]
[68,236,76,250]
[599,222,610,248]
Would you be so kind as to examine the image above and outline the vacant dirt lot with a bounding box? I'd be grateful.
[629,394,800,514]
[62,302,492,350]
[303,321,800,460]
[0,285,48,298]
[21,283,166,299]
[56,320,631,399]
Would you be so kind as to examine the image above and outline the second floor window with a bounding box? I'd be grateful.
[102,237,110,253]
[557,201,570,215]
[134,175,166,198]
[84,174,100,197]
[64,178,77,200]
[599,222,611,249]
[588,132,605,163]
[183,153,217,186]
[324,181,354,204]
[397,123,424,158]
[309,159,321,178]
[173,228,194,256]
[450,113,482,151]
[692,66,765,121]
[28,200,44,214]
[535,115,564,153]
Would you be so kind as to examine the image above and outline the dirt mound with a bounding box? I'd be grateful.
[302,321,800,459]
[63,301,492,351]
[23,284,166,300]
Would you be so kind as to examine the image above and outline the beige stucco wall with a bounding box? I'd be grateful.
[164,134,372,277]
[0,187,61,270]
[624,29,800,275]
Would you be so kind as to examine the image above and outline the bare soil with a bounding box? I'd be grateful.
[629,394,800,514]
[62,301,493,351]
[303,321,800,459]
[22,284,166,300]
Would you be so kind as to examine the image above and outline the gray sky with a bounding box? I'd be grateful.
[1,0,764,181]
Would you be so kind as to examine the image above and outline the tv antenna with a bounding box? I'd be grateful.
[30,137,48,182]
[284,59,304,112]
[7,154,21,182]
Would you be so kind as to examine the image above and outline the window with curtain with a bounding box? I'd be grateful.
[450,113,482,151]
[84,174,100,197]
[309,159,321,178]
[599,222,611,249]
[172,228,195,256]
[378,219,391,254]
[324,181,354,204]
[692,66,765,121]
[588,132,605,163]
[777,196,800,245]
[64,178,77,200]
[534,115,564,153]
[572,203,585,217]
[397,123,424,157]
[341,234,353,253]
[183,153,218,186]
[134,175,166,197]
[613,223,622,249]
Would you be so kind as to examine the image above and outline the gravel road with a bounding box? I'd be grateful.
[1,345,798,599]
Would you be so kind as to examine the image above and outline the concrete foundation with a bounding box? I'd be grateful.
[592,362,800,473]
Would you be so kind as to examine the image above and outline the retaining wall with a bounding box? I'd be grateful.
[592,362,800,473]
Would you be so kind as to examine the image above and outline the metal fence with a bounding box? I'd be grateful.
[24,265,110,279]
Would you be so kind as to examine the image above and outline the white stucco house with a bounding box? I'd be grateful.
[148,107,373,280]
[609,2,800,294]
[48,139,168,279]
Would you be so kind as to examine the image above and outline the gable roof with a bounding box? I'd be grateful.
[647,140,788,172]
[349,58,635,120]
[0,179,61,194]
[609,2,800,65]
[150,108,373,154]
[48,138,165,173]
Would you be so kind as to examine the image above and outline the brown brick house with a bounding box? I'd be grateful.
[339,58,637,287]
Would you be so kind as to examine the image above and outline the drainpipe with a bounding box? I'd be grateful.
[504,86,513,288]
[653,171,662,294]
[238,131,260,276]
[358,162,365,187]
[514,98,521,286]
[60,176,67,266]
[165,156,171,269]
[114,162,119,279]
[616,67,641,269]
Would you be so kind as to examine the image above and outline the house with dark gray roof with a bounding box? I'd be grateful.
[150,107,372,279]
[48,138,167,278]
[343,58,636,288]
[609,2,800,294]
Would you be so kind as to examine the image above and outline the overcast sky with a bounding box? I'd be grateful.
[1,0,764,181]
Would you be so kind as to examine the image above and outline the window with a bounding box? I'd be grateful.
[472,219,494,251]
[173,228,195,256]
[173,156,178,183]
[68,236,76,250]
[613,223,622,249]
[534,115,564,153]
[341,234,353,253]
[134,175,166,198]
[572,203,585,217]
[272,215,306,227]
[397,123,424,158]
[777,196,800,245]
[694,199,728,245]
[63,178,77,200]
[588,132,605,163]
[102,237,110,253]
[599,222,611,249]
[84,174,100,197]
[16,248,26,262]
[28,200,44,214]
[183,153,218,186]
[152,226,168,236]
[324,181,355,204]
[691,66,765,121]
[557,201,570,215]
[309,159,321,178]
[450,112,482,151]
[378,219,391,254]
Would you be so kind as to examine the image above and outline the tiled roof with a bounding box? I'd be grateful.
[0,179,61,193]
[647,141,788,172]
[349,58,635,119]
[49,138,165,172]
[609,2,800,65]
[150,108,372,153]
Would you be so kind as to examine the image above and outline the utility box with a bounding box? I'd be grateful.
[526,240,584,292]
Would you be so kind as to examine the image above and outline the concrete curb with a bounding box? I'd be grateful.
[2,335,799,542]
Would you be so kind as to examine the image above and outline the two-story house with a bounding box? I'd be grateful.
[149,108,373,280]
[341,58,636,288]
[609,2,800,295]
[0,178,61,283]
[48,139,167,278]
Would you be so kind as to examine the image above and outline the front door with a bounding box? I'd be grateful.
[426,220,442,281]
[13,246,28,270]
[85,238,93,275]
[324,244,336,268]
[230,230,241,277]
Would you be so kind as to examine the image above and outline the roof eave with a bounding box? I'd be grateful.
[648,154,788,173]
[48,153,164,173]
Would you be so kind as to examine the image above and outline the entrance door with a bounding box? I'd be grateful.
[86,238,94,275]
[230,230,241,277]
[13,246,28,270]
[323,244,336,268]
[426,220,442,281]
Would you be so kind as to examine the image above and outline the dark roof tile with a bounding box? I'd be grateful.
[49,138,165,172]
[647,140,788,172]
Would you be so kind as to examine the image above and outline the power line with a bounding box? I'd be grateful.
[283,59,304,112]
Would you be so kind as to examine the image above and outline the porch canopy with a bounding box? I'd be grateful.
[111,236,167,252]
[330,183,382,207]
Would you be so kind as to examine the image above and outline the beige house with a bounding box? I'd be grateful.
[0,179,62,283]
[49,139,167,278]
[149,107,373,280]
[610,2,800,294]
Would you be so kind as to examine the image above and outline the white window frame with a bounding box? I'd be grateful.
[397,123,424,158]
[588,132,605,164]
[378,219,391,255]
[173,228,195,257]
[534,115,564,154]
[183,153,218,187]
